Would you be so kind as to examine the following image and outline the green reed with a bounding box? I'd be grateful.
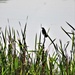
[0,21,75,75]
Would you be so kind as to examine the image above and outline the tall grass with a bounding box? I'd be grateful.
[0,21,75,75]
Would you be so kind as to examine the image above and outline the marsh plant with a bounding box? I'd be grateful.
[0,21,75,75]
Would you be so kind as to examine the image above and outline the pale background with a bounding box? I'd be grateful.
[0,0,75,51]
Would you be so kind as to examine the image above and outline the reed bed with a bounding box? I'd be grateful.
[0,22,75,75]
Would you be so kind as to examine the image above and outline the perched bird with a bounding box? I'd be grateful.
[41,27,48,38]
[41,27,56,49]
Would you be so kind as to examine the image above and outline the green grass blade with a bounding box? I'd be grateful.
[66,21,75,30]
[61,27,71,39]
[35,34,37,50]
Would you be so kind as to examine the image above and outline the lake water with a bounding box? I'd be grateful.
[0,0,75,52]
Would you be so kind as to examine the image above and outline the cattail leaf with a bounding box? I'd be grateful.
[9,26,11,37]
[35,34,37,50]
[47,28,50,34]
[24,22,27,36]
[2,32,6,44]
[48,35,57,50]
[5,26,7,39]
[12,28,15,40]
[17,30,20,40]
[38,32,41,49]
[72,31,75,50]
[8,26,12,42]
[64,41,69,50]
[15,57,19,69]
[61,27,71,39]
[66,21,75,30]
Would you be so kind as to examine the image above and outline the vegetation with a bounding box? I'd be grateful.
[0,21,75,75]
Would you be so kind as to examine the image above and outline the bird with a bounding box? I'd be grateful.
[41,27,48,38]
[41,27,57,49]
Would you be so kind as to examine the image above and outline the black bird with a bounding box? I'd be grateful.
[41,27,48,37]
[41,27,56,49]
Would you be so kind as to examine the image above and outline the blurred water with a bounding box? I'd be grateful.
[0,0,75,51]
[0,0,9,3]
